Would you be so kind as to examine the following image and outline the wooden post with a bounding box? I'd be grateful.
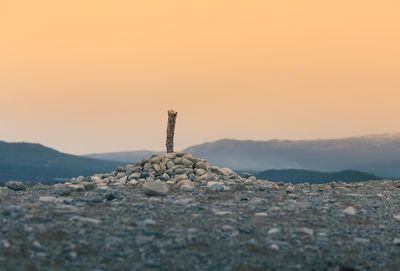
[166,110,178,153]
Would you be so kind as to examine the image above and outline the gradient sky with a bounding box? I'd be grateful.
[1,0,400,154]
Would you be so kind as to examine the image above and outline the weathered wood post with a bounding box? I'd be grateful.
[166,110,178,153]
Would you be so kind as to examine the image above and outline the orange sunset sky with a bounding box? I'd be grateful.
[1,0,400,154]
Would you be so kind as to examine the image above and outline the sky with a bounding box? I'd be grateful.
[1,0,400,154]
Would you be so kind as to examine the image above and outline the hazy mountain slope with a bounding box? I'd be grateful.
[84,150,163,163]
[255,169,383,184]
[184,134,400,178]
[0,141,124,182]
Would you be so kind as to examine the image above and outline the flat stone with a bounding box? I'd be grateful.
[39,196,65,203]
[298,227,314,236]
[6,181,26,191]
[195,161,209,170]
[268,228,280,235]
[150,155,162,164]
[70,215,101,224]
[180,184,194,192]
[53,184,75,196]
[182,158,193,167]
[68,184,85,192]
[194,168,206,175]
[82,182,97,191]
[128,172,141,180]
[136,218,157,227]
[116,166,126,172]
[354,237,370,243]
[207,181,224,192]
[220,168,235,176]
[143,180,169,196]
[164,153,177,159]
[174,168,186,175]
[175,174,188,182]
[177,180,195,192]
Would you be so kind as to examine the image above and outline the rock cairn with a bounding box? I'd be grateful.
[60,152,257,197]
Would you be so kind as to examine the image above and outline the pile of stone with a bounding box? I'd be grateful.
[60,152,256,197]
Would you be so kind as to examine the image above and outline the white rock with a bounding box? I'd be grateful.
[268,228,280,235]
[76,176,85,182]
[213,210,232,215]
[116,172,125,178]
[39,196,66,203]
[119,176,128,184]
[71,215,101,224]
[343,206,357,215]
[393,214,400,220]
[286,186,295,193]
[129,180,138,185]
[269,244,279,251]
[254,212,268,217]
[393,238,400,245]
[298,227,314,236]
[91,176,102,183]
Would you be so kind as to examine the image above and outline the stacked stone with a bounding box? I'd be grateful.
[62,152,252,196]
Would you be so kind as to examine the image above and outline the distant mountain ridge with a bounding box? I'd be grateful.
[0,141,124,182]
[184,134,400,178]
[81,133,400,178]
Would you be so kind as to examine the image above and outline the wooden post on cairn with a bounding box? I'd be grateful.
[166,110,178,153]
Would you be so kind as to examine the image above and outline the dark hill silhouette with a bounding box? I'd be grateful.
[0,141,124,183]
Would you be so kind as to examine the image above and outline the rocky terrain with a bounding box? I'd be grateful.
[1,152,400,270]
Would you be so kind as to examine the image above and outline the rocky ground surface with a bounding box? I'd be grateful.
[1,152,400,270]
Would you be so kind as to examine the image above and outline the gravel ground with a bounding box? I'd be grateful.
[1,179,400,271]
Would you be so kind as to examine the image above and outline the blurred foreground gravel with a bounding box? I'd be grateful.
[1,179,400,271]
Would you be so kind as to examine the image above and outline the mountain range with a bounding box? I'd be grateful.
[86,133,400,178]
[1,133,400,184]
[184,134,400,178]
